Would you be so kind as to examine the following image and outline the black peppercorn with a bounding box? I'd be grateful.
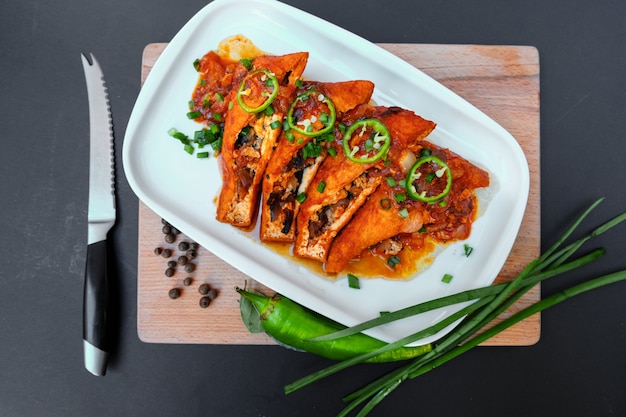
[164,233,176,244]
[167,260,177,268]
[162,224,171,234]
[183,277,193,286]
[184,263,196,273]
[198,283,210,295]
[154,247,163,256]
[168,288,181,299]
[161,248,172,258]
[178,241,189,251]
[165,267,175,277]
[186,249,197,259]
[177,255,188,266]
[199,296,211,308]
[207,288,218,300]
[190,242,199,250]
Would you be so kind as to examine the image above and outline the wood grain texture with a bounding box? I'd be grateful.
[137,43,540,346]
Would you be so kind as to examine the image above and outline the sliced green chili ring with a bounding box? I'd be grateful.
[236,68,279,114]
[342,119,390,164]
[287,90,336,137]
[406,155,452,203]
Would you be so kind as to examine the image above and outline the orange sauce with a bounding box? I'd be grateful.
[264,234,445,281]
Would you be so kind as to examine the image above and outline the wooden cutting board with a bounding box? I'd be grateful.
[137,43,540,345]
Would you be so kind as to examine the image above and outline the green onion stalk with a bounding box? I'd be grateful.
[284,197,626,417]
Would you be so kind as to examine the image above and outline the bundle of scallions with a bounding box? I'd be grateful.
[284,197,626,416]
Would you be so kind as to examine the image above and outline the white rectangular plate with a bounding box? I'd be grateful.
[123,0,529,345]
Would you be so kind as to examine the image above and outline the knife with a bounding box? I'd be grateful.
[81,53,116,376]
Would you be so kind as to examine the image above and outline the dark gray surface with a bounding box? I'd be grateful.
[2,0,626,416]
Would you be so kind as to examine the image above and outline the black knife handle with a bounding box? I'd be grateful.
[83,239,110,376]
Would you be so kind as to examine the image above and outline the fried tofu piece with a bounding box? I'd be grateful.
[216,52,308,227]
[293,105,436,262]
[260,80,375,242]
[324,186,424,274]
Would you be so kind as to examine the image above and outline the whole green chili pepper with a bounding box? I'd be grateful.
[237,287,432,363]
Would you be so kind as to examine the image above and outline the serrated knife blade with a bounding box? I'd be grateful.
[81,53,115,376]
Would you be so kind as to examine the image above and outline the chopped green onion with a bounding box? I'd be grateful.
[425,172,436,183]
[228,101,234,110]
[213,112,222,121]
[441,273,454,283]
[214,92,224,102]
[168,128,189,144]
[464,244,474,257]
[199,78,206,86]
[438,199,447,207]
[398,207,409,218]
[193,58,201,71]
[286,131,295,143]
[186,110,202,119]
[183,144,194,155]
[270,120,281,130]
[394,193,407,203]
[347,274,360,289]
[240,58,253,70]
[327,148,337,157]
[386,177,397,187]
[264,105,275,116]
[420,148,431,157]
[210,137,222,151]
[295,78,304,88]
[303,141,322,159]
[317,181,326,193]
[196,151,209,159]
[296,193,307,203]
[387,255,401,268]
[418,226,427,233]
[194,129,216,146]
